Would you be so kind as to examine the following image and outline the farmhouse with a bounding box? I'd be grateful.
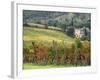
[66,26,90,40]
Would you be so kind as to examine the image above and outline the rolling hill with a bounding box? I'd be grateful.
[23,27,75,48]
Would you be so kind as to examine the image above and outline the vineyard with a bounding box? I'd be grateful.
[23,27,91,69]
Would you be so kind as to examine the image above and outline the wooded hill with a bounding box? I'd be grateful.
[23,10,91,29]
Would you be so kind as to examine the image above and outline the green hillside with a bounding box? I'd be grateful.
[23,27,75,48]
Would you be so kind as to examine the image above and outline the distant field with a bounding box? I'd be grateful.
[23,26,75,48]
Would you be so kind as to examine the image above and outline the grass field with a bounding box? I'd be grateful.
[23,63,75,69]
[23,27,75,48]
